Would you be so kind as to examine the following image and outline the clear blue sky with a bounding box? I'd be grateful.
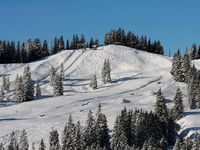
[1,0,200,55]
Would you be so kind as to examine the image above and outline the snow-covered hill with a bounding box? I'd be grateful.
[0,45,198,148]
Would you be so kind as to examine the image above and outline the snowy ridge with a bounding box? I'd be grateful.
[0,45,198,148]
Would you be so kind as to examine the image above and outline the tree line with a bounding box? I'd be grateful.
[104,28,164,55]
[2,87,188,150]
[0,28,165,64]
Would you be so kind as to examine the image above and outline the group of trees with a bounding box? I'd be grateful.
[49,64,64,97]
[104,28,164,55]
[90,59,112,90]
[2,88,187,150]
[14,66,36,102]
[171,46,200,109]
[0,28,165,64]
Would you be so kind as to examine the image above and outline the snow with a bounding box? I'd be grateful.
[0,45,198,148]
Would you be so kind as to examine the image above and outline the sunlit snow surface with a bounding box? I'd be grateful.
[0,45,198,148]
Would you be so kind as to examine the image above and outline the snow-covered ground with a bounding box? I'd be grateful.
[0,45,199,148]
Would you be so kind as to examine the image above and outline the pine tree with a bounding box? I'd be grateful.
[2,75,6,90]
[159,137,167,150]
[14,76,25,102]
[190,43,197,60]
[101,59,111,84]
[172,88,184,120]
[112,115,128,150]
[19,130,29,150]
[53,73,63,96]
[192,134,200,150]
[31,143,35,150]
[95,108,111,149]
[62,115,76,150]
[39,139,46,150]
[82,111,96,149]
[173,138,181,150]
[50,66,56,86]
[73,121,82,150]
[0,86,5,101]
[90,75,97,89]
[7,131,19,150]
[23,65,34,101]
[35,79,41,98]
[60,63,65,80]
[49,129,60,150]
[181,48,191,83]
[5,76,10,91]
[42,40,50,57]
[0,143,5,150]
[154,88,168,122]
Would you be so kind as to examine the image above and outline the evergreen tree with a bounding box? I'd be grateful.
[173,138,181,150]
[0,86,5,101]
[31,143,35,150]
[14,76,25,102]
[181,48,191,83]
[19,130,29,150]
[50,66,56,86]
[159,137,167,150]
[21,42,27,63]
[82,111,96,149]
[192,134,200,150]
[7,131,19,150]
[101,59,111,84]
[39,139,46,150]
[60,63,65,80]
[5,76,10,91]
[0,143,5,150]
[190,43,197,60]
[23,65,34,101]
[62,115,75,150]
[95,108,111,150]
[90,75,97,89]
[42,40,50,57]
[73,121,82,150]
[154,88,168,122]
[35,79,41,98]
[49,129,60,150]
[172,88,184,120]
[53,73,63,96]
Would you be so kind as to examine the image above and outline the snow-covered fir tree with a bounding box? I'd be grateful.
[181,48,191,83]
[172,88,184,120]
[95,106,111,150]
[154,88,168,122]
[82,110,96,149]
[19,130,29,150]
[101,59,111,84]
[49,129,60,150]
[190,43,197,60]
[173,138,181,150]
[60,63,65,80]
[7,131,19,150]
[39,139,46,150]
[159,137,167,150]
[53,73,63,96]
[35,79,41,98]
[90,75,97,90]
[73,121,82,150]
[62,114,76,150]
[0,86,5,101]
[0,143,5,150]
[111,115,128,150]
[2,75,6,91]
[14,76,25,102]
[5,76,10,91]
[23,65,34,101]
[31,143,35,150]
[50,66,56,86]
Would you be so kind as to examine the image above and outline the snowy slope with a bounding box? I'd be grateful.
[0,45,197,148]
